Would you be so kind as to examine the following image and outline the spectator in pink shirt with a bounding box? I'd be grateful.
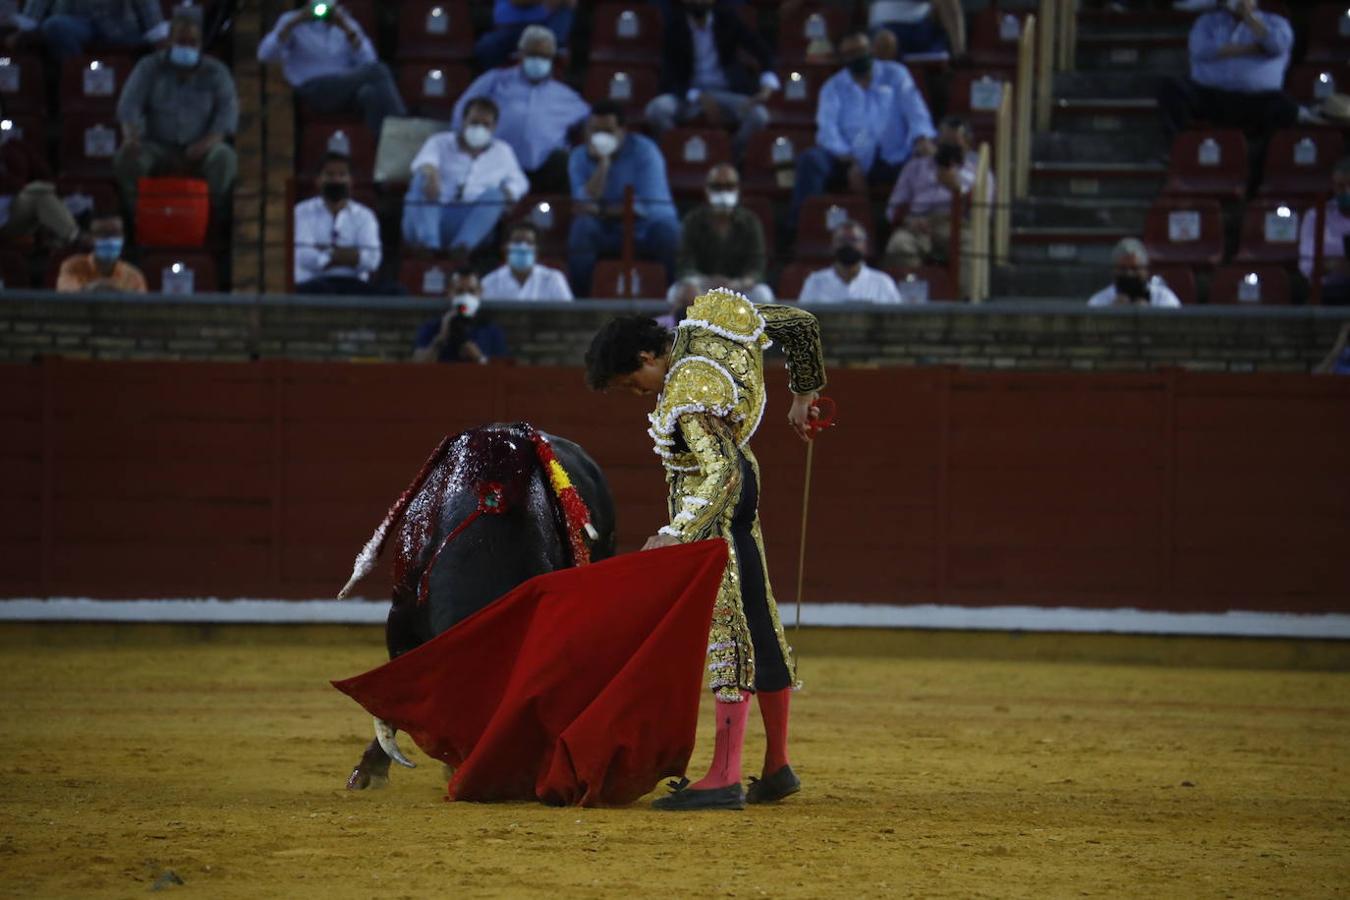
[1299,156,1350,306]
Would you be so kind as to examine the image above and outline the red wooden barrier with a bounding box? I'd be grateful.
[1,360,1347,613]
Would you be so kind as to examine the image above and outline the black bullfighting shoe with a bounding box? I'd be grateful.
[651,778,746,811]
[746,765,801,804]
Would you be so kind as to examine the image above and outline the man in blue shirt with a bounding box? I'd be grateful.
[412,270,509,364]
[567,100,680,297]
[790,30,936,232]
[476,0,576,71]
[1157,0,1296,142]
[450,24,588,195]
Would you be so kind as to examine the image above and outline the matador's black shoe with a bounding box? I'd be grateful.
[746,765,801,804]
[651,778,746,811]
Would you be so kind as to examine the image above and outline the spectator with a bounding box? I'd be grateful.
[482,221,573,301]
[799,219,904,303]
[292,152,382,294]
[790,30,936,229]
[883,115,992,293]
[402,97,528,259]
[1087,238,1182,307]
[55,211,145,292]
[257,1,406,137]
[677,163,773,303]
[1298,156,1350,306]
[868,0,966,58]
[5,0,166,60]
[412,270,509,364]
[451,25,588,195]
[0,119,82,246]
[476,0,576,72]
[657,274,702,329]
[1157,0,1296,142]
[567,100,679,296]
[645,0,778,155]
[114,8,238,225]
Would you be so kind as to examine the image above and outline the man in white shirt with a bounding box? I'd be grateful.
[293,153,382,294]
[799,220,905,303]
[482,221,573,301]
[257,2,405,136]
[402,97,530,259]
[1086,238,1182,308]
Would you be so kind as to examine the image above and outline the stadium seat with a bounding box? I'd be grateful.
[777,5,850,65]
[0,53,45,115]
[1208,264,1291,305]
[399,258,454,297]
[886,266,958,302]
[795,194,874,262]
[590,4,663,65]
[1150,265,1196,307]
[590,260,666,299]
[738,193,776,264]
[297,121,376,178]
[1283,63,1350,106]
[0,248,30,288]
[765,68,826,129]
[968,7,1031,69]
[141,251,219,295]
[1233,199,1303,266]
[1,114,44,156]
[56,176,119,219]
[60,113,121,178]
[505,194,573,259]
[658,128,733,197]
[1258,128,1344,199]
[775,261,815,301]
[396,61,472,119]
[1304,4,1350,64]
[395,0,473,61]
[60,55,134,114]
[1142,198,1223,269]
[946,69,1015,147]
[582,65,659,120]
[742,127,814,195]
[136,178,209,248]
[1162,129,1247,200]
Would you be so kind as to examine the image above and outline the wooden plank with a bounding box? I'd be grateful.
[950,426,1166,469]
[949,467,1166,513]
[0,499,41,539]
[951,384,1166,428]
[51,498,272,542]
[50,420,273,462]
[56,460,271,501]
[1174,512,1350,550]
[947,547,1162,592]
[949,508,1162,550]
[49,542,273,595]
[1177,396,1350,432]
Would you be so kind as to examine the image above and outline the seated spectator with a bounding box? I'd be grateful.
[451,25,588,195]
[657,274,701,329]
[884,115,992,294]
[1157,0,1296,143]
[645,0,777,155]
[56,211,145,292]
[567,100,679,296]
[799,219,904,303]
[868,0,966,58]
[412,270,509,364]
[1298,156,1350,306]
[114,8,238,225]
[402,97,528,259]
[257,1,406,137]
[677,163,773,303]
[0,118,82,247]
[5,0,166,60]
[476,0,576,72]
[482,221,573,301]
[1087,238,1182,308]
[791,30,936,228]
[293,152,382,294]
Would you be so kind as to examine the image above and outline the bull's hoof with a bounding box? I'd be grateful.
[346,766,390,791]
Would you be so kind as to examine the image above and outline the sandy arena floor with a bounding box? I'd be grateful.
[0,624,1347,899]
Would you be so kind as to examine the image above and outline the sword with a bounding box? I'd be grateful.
[794,397,836,631]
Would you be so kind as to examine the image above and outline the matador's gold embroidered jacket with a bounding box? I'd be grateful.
[646,289,827,700]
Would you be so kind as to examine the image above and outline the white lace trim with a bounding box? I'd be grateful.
[657,524,683,538]
[683,496,710,509]
[676,313,766,347]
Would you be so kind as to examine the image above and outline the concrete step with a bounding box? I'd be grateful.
[1053,70,1171,100]
[1009,227,1132,265]
[1033,130,1166,164]
[1012,197,1150,230]
[1052,98,1166,136]
[1076,42,1187,73]
[1030,161,1167,199]
[991,263,1105,301]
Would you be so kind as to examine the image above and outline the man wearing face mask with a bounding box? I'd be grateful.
[451,25,589,195]
[676,163,773,303]
[403,97,529,259]
[412,270,510,364]
[567,100,680,297]
[790,30,936,232]
[114,8,238,229]
[645,0,778,156]
[799,220,904,304]
[475,0,577,72]
[292,153,383,295]
[482,221,573,302]
[56,211,146,293]
[1087,239,1182,308]
[1298,156,1350,306]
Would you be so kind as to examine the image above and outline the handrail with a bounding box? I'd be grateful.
[994,82,1013,265]
[1036,0,1055,132]
[1014,14,1035,200]
[971,142,993,303]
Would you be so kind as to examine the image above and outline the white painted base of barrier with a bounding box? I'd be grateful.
[1,598,1347,639]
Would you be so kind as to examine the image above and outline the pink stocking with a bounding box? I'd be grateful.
[688,692,750,790]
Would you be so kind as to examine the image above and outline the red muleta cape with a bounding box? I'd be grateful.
[332,539,728,807]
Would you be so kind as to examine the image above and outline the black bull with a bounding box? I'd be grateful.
[345,423,616,790]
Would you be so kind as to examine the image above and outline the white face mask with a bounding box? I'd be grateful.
[463,124,492,150]
[708,190,738,209]
[452,293,481,317]
[589,131,619,157]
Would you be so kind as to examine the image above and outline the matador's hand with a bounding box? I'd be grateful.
[642,533,681,551]
[787,392,820,442]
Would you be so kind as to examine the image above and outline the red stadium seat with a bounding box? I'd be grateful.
[796,194,874,262]
[1233,199,1304,266]
[775,261,816,301]
[399,258,454,297]
[1162,129,1247,200]
[590,260,666,299]
[396,61,473,119]
[582,65,659,119]
[395,0,473,61]
[297,120,376,178]
[1283,63,1350,106]
[1142,198,1223,269]
[946,69,1014,147]
[60,113,121,178]
[738,193,776,263]
[141,251,219,295]
[0,248,30,288]
[60,55,134,113]
[765,67,826,128]
[505,194,573,259]
[0,54,45,115]
[1150,265,1197,307]
[56,177,119,219]
[1,114,44,156]
[968,7,1031,69]
[1304,4,1350,64]
[590,4,663,64]
[777,5,850,65]
[742,127,814,195]
[1258,128,1344,199]
[1208,264,1291,305]
[886,266,959,302]
[659,128,733,197]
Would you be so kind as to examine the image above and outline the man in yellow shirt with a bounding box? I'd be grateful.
[56,213,147,293]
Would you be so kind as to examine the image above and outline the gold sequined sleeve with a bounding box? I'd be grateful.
[658,412,743,542]
[760,304,827,395]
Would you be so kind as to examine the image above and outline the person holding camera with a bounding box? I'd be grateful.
[411,270,509,364]
[1087,238,1182,308]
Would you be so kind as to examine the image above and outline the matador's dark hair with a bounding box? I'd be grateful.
[584,316,671,391]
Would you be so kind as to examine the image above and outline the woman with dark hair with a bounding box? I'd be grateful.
[584,287,827,811]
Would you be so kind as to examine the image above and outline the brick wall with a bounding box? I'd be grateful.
[2,292,1348,372]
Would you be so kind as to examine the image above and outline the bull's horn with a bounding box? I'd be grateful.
[584,523,599,541]
[373,717,416,769]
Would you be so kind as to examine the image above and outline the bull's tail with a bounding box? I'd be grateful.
[337,436,454,600]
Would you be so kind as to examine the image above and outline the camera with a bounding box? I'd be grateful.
[310,1,332,19]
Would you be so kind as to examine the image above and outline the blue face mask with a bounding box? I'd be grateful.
[521,56,552,82]
[508,243,536,271]
[169,45,200,67]
[93,237,123,263]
